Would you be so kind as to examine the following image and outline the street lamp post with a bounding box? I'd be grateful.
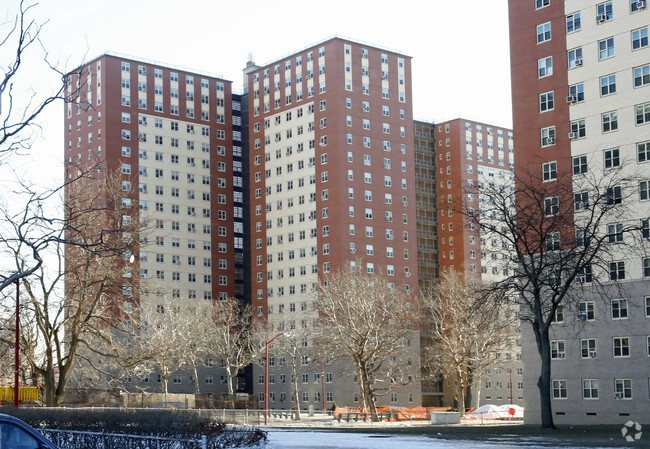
[508,368,513,405]
[14,280,20,408]
[264,332,291,425]
[320,361,325,411]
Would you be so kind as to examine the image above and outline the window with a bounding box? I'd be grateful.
[543,161,557,181]
[611,299,628,319]
[633,27,649,50]
[568,47,583,68]
[604,148,620,168]
[615,379,632,399]
[638,141,650,162]
[598,37,615,60]
[537,22,552,43]
[566,13,581,33]
[579,301,595,320]
[606,185,622,205]
[550,340,566,359]
[609,261,625,280]
[581,339,597,358]
[574,192,589,212]
[600,74,616,96]
[636,102,650,125]
[536,0,550,8]
[597,2,613,21]
[608,223,624,243]
[541,126,556,146]
[582,379,598,399]
[613,337,630,357]
[568,83,584,102]
[570,119,586,138]
[544,196,559,216]
[552,380,567,399]
[546,232,561,251]
[573,155,587,175]
[538,56,553,78]
[641,181,650,201]
[578,262,594,284]
[602,112,618,133]
[539,91,554,112]
[634,64,650,87]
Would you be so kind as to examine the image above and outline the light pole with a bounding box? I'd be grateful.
[508,368,513,405]
[320,361,325,411]
[14,280,20,408]
[264,331,291,425]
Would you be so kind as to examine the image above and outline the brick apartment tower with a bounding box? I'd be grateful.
[510,0,650,424]
[429,119,524,409]
[244,38,422,408]
[64,54,246,393]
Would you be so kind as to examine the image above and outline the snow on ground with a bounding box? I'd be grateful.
[264,429,629,449]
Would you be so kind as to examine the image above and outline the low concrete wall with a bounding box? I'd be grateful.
[122,392,195,408]
[430,411,460,425]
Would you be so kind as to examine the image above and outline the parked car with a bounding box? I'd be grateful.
[0,413,58,449]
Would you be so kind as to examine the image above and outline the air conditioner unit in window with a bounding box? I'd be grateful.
[350,248,356,254]
[566,94,578,104]
[638,0,647,8]
[405,272,411,277]
[546,137,556,145]
[577,313,588,320]
[574,58,583,66]
[596,13,606,22]
[558,353,566,358]
[615,392,624,398]
[589,351,597,358]
[568,132,578,140]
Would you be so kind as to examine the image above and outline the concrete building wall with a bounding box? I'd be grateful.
[245,38,422,410]
[510,0,650,425]
[64,54,244,395]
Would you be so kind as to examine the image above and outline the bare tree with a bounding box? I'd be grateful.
[315,262,418,418]
[420,270,516,414]
[201,297,258,401]
[0,1,76,161]
[462,166,640,428]
[0,170,141,406]
[268,321,314,418]
[123,295,209,395]
[0,1,83,298]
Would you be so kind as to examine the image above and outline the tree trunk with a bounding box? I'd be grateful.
[227,369,237,409]
[193,366,200,394]
[291,362,301,420]
[532,320,556,429]
[43,369,57,407]
[474,372,482,410]
[358,364,378,420]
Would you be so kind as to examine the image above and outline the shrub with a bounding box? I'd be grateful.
[5,408,266,448]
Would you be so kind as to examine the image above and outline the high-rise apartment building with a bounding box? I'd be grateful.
[509,0,650,425]
[64,54,246,393]
[430,118,523,409]
[244,38,422,409]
